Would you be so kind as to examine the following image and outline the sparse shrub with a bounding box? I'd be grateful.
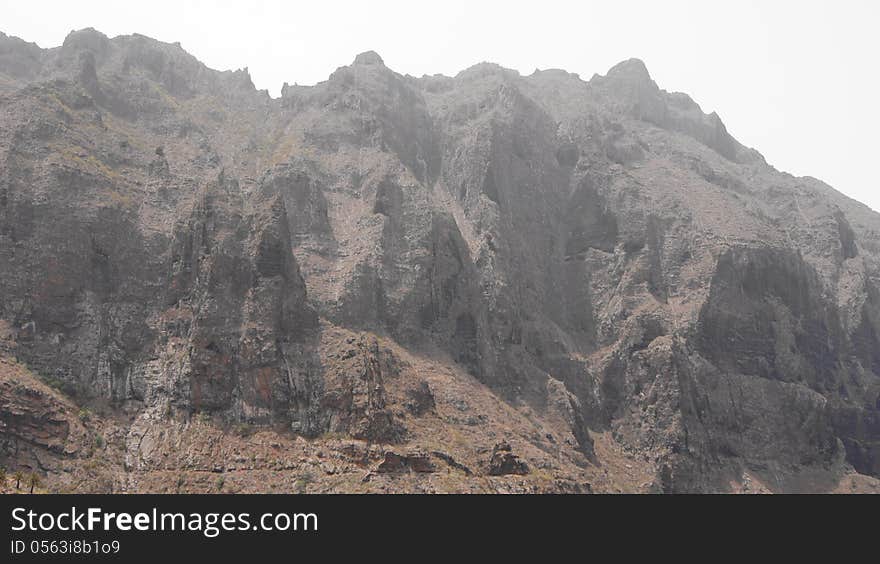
[40,374,78,397]
[13,471,24,490]
[295,470,315,494]
[233,422,253,437]
[216,477,225,491]
[28,472,41,494]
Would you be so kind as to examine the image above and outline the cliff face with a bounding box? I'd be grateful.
[2,29,880,493]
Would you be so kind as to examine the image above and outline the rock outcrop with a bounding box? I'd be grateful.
[1,29,880,493]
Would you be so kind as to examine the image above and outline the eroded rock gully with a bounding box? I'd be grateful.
[1,29,879,493]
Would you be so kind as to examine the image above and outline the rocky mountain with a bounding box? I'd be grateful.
[1,28,879,493]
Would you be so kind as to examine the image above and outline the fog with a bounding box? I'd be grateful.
[3,0,877,210]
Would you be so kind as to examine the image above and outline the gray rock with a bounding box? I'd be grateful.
[1,28,879,492]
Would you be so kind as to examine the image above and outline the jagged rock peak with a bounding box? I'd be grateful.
[226,67,255,90]
[606,57,653,81]
[455,62,521,82]
[1,28,879,494]
[353,50,384,66]
[61,27,111,55]
[530,68,581,81]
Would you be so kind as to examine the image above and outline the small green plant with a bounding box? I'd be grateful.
[78,408,92,422]
[215,477,225,491]
[176,475,185,492]
[13,471,24,490]
[94,433,104,449]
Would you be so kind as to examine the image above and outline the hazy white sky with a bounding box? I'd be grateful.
[2,0,878,211]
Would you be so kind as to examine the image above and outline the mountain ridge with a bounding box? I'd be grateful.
[1,28,879,493]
